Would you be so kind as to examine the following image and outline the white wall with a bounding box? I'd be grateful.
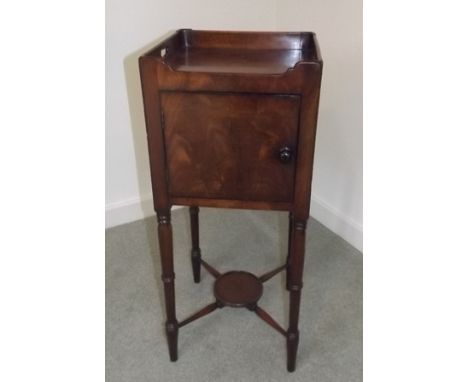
[276,0,363,250]
[106,0,362,250]
[105,0,277,225]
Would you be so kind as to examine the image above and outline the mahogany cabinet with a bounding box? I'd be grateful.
[139,29,323,372]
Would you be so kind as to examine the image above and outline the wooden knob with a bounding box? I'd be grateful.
[279,146,293,163]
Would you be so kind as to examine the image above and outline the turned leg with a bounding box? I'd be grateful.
[189,206,201,283]
[286,212,293,291]
[286,215,307,372]
[157,211,178,361]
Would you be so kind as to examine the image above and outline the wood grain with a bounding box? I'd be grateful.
[139,29,323,372]
[161,92,300,203]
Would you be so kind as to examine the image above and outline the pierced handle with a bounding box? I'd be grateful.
[278,146,293,163]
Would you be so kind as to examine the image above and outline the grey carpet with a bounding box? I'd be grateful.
[106,208,362,382]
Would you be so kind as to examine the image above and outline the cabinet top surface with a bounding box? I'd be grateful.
[143,29,322,75]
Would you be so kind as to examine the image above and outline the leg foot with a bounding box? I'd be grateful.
[166,321,179,361]
[287,330,299,372]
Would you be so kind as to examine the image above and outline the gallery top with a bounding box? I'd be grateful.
[142,29,322,75]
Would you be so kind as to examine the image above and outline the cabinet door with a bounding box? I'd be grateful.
[161,92,300,203]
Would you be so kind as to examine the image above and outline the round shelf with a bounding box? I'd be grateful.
[214,271,263,308]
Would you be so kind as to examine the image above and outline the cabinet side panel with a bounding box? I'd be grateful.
[139,57,171,212]
[293,64,323,220]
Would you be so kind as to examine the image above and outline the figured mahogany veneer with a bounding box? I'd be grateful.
[162,92,300,202]
[139,29,323,372]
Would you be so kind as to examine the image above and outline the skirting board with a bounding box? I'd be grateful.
[309,194,363,251]
[106,194,363,251]
[105,195,181,229]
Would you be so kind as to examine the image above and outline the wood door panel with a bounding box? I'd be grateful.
[161,92,300,202]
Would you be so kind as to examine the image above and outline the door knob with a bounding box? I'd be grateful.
[278,146,293,163]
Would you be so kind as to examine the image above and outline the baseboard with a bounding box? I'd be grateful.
[106,193,363,251]
[105,195,155,229]
[310,194,363,251]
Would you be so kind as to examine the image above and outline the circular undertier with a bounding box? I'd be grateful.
[214,271,263,308]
